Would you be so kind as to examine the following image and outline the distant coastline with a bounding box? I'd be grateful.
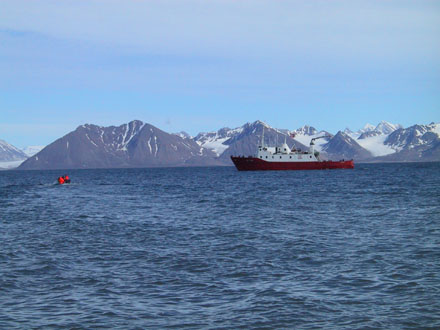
[1,120,439,170]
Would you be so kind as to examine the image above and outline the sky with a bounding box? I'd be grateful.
[1,0,439,148]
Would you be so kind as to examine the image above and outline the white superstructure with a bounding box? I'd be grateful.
[256,144,318,162]
[256,131,319,162]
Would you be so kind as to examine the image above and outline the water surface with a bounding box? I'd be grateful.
[1,163,439,328]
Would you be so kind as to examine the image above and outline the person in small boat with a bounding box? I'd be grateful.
[57,175,70,184]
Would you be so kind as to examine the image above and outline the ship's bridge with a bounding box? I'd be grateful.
[257,143,317,162]
[258,143,290,155]
[276,143,291,154]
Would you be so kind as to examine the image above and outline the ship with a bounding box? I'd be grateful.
[230,131,354,171]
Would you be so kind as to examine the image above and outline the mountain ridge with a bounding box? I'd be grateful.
[18,121,223,170]
[2,120,438,170]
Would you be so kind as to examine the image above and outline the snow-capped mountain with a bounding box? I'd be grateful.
[18,120,221,170]
[290,121,412,160]
[194,126,245,156]
[217,121,307,162]
[371,123,440,161]
[321,131,373,160]
[384,123,439,151]
[293,125,318,136]
[173,131,192,139]
[358,130,382,139]
[343,127,354,135]
[344,121,402,157]
[18,120,309,169]
[290,125,333,152]
[22,145,45,157]
[290,121,439,162]
[0,139,28,170]
[194,121,308,162]
[0,139,27,162]
[348,121,400,139]
[355,134,395,157]
[358,123,376,134]
[357,121,402,140]
[12,120,440,169]
[351,123,438,162]
[198,120,438,163]
[375,121,402,135]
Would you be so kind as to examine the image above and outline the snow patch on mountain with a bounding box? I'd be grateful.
[355,134,396,156]
[173,131,192,139]
[293,125,318,136]
[117,121,145,151]
[430,122,440,137]
[341,121,403,156]
[383,123,440,153]
[0,160,25,170]
[198,138,230,156]
[19,120,222,170]
[293,131,329,152]
[290,126,331,152]
[194,126,244,156]
[375,121,402,135]
[343,128,354,135]
[0,140,23,155]
[359,123,375,133]
[320,131,373,160]
[22,146,45,157]
[0,139,28,161]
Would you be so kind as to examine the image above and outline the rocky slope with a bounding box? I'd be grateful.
[0,139,27,162]
[374,123,440,162]
[321,131,373,160]
[18,120,222,170]
[196,121,307,163]
[8,120,440,170]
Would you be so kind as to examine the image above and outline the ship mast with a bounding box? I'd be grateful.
[309,135,331,156]
[261,127,265,147]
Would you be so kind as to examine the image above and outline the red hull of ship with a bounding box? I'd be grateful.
[231,156,354,171]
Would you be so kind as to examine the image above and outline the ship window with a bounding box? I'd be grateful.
[260,156,262,159]
[272,156,274,159]
[266,156,268,159]
[310,156,312,158]
[280,156,282,159]
[290,156,292,159]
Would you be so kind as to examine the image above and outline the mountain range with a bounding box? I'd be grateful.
[17,121,221,170]
[0,140,44,170]
[0,139,28,162]
[1,120,439,170]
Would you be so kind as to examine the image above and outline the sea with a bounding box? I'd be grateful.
[1,163,439,329]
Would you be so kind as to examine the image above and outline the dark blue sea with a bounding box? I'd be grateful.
[1,163,440,329]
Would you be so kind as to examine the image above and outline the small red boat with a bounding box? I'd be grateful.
[231,133,354,171]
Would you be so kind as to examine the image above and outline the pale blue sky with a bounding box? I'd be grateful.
[1,0,439,148]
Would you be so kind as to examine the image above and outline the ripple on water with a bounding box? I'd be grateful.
[0,164,439,328]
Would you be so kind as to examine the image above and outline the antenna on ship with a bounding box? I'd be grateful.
[261,127,265,147]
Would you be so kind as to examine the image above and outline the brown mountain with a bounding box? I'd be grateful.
[321,131,373,161]
[18,120,221,170]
